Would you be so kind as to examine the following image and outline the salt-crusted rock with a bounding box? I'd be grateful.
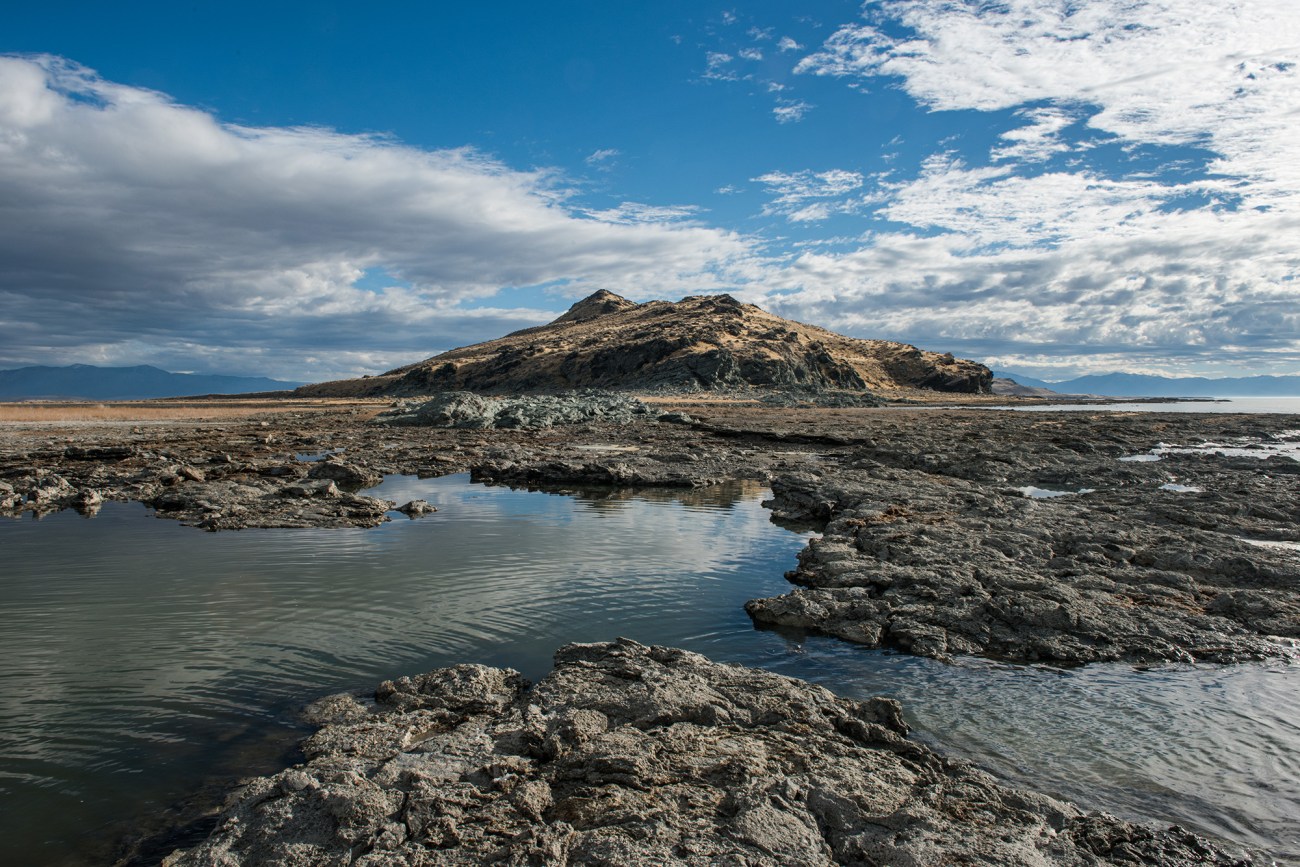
[165,640,1251,866]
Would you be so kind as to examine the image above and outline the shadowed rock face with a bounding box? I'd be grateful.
[164,640,1251,867]
[297,291,991,398]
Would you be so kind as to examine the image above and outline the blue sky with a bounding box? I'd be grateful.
[1,1,1297,381]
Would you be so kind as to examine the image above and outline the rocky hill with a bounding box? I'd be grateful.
[299,291,990,398]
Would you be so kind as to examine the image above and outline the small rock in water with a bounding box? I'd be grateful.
[395,499,436,517]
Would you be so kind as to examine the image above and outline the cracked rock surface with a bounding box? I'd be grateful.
[164,639,1251,867]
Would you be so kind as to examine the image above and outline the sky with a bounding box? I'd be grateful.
[1,0,1298,382]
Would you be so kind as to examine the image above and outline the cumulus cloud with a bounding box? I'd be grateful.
[751,0,1300,375]
[0,56,754,380]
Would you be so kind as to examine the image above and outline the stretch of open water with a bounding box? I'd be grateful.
[976,396,1300,414]
[1,473,1298,864]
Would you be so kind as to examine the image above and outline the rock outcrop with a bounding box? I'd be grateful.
[376,390,653,430]
[298,291,991,398]
[165,640,1251,866]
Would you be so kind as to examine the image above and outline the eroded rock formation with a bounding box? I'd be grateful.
[299,291,991,398]
[165,640,1250,866]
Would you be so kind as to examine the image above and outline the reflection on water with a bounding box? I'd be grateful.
[1,474,1298,865]
[0,475,811,865]
[1015,485,1096,499]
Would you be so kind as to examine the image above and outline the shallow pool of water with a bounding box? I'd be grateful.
[1016,485,1096,499]
[1,475,1297,864]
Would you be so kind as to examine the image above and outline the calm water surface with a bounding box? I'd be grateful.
[1,474,1297,864]
[973,396,1300,414]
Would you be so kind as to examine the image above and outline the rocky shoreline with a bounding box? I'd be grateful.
[5,397,1295,665]
[163,639,1254,867]
[2,395,1298,863]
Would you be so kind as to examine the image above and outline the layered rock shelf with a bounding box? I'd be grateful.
[164,640,1252,866]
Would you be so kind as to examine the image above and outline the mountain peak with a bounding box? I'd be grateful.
[551,290,638,325]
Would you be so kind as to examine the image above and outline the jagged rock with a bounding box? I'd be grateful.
[164,640,1251,867]
[395,499,436,516]
[377,390,653,430]
[744,435,1300,664]
[62,445,137,461]
[70,488,103,514]
[306,457,383,490]
[297,292,990,398]
[177,466,206,483]
[281,480,341,499]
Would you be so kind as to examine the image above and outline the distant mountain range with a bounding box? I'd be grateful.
[994,370,1300,398]
[0,364,304,401]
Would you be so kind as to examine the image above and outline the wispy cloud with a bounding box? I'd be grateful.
[703,51,737,81]
[0,56,756,379]
[747,0,1300,375]
[579,202,702,225]
[772,99,813,124]
[991,107,1080,163]
[755,169,866,220]
[585,148,620,167]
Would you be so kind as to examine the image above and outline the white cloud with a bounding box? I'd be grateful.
[772,99,814,123]
[754,169,866,220]
[0,56,756,380]
[991,107,1080,163]
[585,148,620,166]
[778,36,804,53]
[797,0,1300,197]
[579,202,703,225]
[704,51,737,80]
[757,168,864,203]
[751,0,1300,375]
[739,48,763,61]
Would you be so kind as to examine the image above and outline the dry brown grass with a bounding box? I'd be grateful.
[0,399,376,423]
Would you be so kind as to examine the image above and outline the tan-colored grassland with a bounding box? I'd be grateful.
[0,397,384,424]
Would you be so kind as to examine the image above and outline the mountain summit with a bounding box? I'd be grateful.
[301,291,991,397]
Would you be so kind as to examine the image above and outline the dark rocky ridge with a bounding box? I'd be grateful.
[297,291,991,398]
[164,640,1253,866]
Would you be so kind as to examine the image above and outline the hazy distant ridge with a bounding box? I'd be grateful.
[0,364,304,400]
[994,370,1300,397]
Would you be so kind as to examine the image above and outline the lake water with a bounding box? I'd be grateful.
[977,396,1300,414]
[1,474,1298,864]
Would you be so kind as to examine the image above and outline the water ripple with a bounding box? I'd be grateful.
[1,474,1298,864]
